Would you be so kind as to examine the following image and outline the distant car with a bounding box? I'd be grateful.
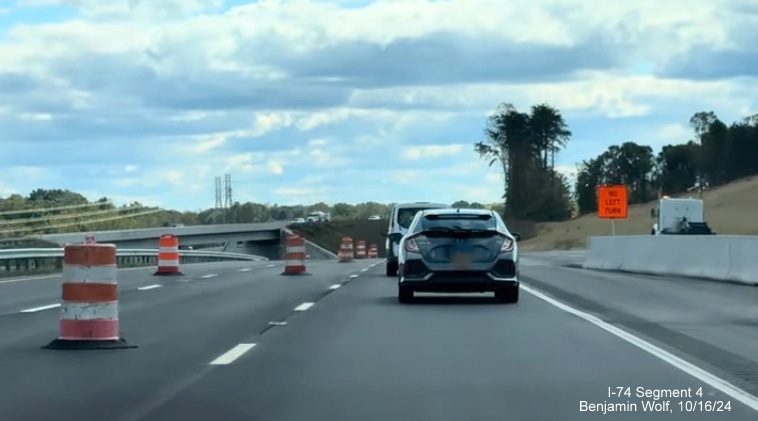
[368,215,381,220]
[174,224,184,228]
[397,208,521,304]
[291,218,306,224]
[383,202,449,276]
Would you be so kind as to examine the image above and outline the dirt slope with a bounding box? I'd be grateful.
[288,220,388,257]
[520,176,758,251]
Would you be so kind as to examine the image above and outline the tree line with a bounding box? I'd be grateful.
[475,103,758,221]
[0,189,502,237]
[475,103,573,221]
[9,107,752,235]
[574,111,758,215]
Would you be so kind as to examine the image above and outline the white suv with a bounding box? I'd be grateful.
[382,202,448,276]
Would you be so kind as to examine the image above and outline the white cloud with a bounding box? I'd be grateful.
[250,112,295,136]
[1,0,757,209]
[189,134,227,153]
[656,123,692,145]
[401,144,465,160]
[19,0,225,19]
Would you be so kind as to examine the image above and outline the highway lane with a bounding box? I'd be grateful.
[0,261,278,315]
[138,264,756,420]
[520,258,758,397]
[0,258,383,421]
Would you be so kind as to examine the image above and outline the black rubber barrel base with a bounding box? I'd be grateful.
[42,338,137,350]
[153,271,184,276]
[280,271,312,276]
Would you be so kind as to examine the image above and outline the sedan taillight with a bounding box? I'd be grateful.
[404,236,420,253]
[500,235,514,252]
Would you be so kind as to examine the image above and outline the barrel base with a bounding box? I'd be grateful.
[153,271,184,276]
[42,337,137,350]
[281,271,311,276]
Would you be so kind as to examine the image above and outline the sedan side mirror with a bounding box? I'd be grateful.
[511,232,521,242]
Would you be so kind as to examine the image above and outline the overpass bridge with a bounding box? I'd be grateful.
[36,222,289,260]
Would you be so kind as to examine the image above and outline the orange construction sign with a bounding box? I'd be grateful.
[597,185,628,219]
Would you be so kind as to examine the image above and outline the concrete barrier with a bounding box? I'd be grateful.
[583,235,758,286]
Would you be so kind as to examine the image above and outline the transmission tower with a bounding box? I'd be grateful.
[214,177,223,209]
[223,174,232,209]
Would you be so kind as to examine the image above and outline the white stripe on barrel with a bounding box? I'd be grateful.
[283,235,306,274]
[58,244,122,341]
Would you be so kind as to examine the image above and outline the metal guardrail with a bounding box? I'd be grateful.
[0,248,267,278]
[0,248,266,261]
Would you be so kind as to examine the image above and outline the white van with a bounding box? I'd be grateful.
[383,202,449,276]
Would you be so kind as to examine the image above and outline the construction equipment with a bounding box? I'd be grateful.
[305,211,331,223]
[650,196,715,235]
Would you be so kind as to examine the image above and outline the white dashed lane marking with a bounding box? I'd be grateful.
[137,284,162,291]
[200,274,218,279]
[19,303,60,313]
[205,262,384,366]
[294,302,314,311]
[209,343,257,365]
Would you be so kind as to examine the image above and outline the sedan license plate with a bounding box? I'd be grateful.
[452,252,472,269]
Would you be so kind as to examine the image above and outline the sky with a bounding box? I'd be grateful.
[1,0,757,211]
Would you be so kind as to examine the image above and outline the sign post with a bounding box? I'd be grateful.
[597,185,628,236]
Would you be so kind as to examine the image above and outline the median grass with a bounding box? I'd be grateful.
[519,175,758,251]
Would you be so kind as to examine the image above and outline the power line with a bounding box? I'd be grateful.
[0,202,112,217]
[0,208,163,235]
[0,205,146,226]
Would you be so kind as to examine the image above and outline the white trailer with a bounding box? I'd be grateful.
[650,197,714,235]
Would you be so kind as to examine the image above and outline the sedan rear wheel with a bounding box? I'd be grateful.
[398,285,413,304]
[494,285,519,304]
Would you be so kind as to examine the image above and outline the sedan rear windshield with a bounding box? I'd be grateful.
[420,214,497,231]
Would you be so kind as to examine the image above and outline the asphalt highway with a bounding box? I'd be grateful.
[0,255,756,420]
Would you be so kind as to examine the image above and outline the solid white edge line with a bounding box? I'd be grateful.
[294,302,314,311]
[520,284,758,412]
[137,284,162,291]
[20,303,61,313]
[329,284,341,290]
[209,343,257,365]
[1,275,59,284]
